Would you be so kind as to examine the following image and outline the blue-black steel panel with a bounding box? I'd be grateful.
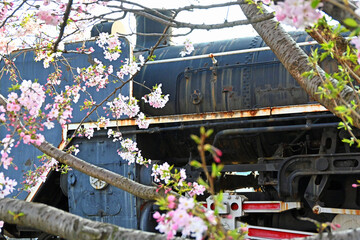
[1,37,131,200]
[134,32,315,116]
[67,131,138,229]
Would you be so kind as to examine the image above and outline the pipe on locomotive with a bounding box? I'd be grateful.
[143,40,319,65]
[71,113,337,138]
[212,122,339,147]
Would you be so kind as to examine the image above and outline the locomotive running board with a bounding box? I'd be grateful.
[243,225,316,239]
[67,103,328,130]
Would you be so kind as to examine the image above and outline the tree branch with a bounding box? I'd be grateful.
[53,0,73,52]
[0,197,184,240]
[119,9,274,30]
[322,0,360,29]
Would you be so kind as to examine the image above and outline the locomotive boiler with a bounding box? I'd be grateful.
[1,15,360,240]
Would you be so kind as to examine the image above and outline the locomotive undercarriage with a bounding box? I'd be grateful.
[138,111,360,235]
[5,111,360,239]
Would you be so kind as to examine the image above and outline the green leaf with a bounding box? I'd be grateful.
[197,178,209,189]
[311,0,321,8]
[190,160,202,168]
[205,129,213,137]
[344,18,358,28]
[211,163,217,178]
[200,126,205,135]
[8,210,25,220]
[334,105,347,113]
[190,134,200,144]
[8,83,20,92]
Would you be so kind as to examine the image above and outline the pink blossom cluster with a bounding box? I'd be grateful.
[106,94,140,118]
[273,0,322,29]
[0,2,13,21]
[188,182,206,197]
[64,85,86,104]
[96,117,110,129]
[18,80,46,117]
[47,68,62,86]
[35,49,62,69]
[105,92,151,129]
[116,58,140,79]
[76,59,112,91]
[107,129,122,142]
[117,138,151,166]
[96,32,122,61]
[142,84,169,108]
[22,157,58,192]
[0,172,17,198]
[36,10,62,26]
[84,126,94,139]
[153,196,211,240]
[1,135,14,170]
[351,37,360,64]
[45,92,74,127]
[19,132,45,146]
[180,39,194,57]
[151,162,206,196]
[135,112,150,129]
[152,162,172,184]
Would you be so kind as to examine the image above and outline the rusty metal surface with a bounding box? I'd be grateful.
[67,103,328,130]
[313,205,360,215]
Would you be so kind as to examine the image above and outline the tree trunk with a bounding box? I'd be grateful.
[239,2,360,128]
[0,198,182,240]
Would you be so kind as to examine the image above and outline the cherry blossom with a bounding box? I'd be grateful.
[84,126,94,139]
[351,37,360,64]
[142,84,169,109]
[180,39,194,57]
[76,59,112,92]
[36,10,62,26]
[97,117,110,129]
[116,58,140,79]
[153,196,210,240]
[18,80,46,117]
[35,49,63,69]
[0,172,17,198]
[107,129,122,142]
[272,0,322,29]
[135,112,150,129]
[106,94,140,118]
[188,182,206,197]
[152,162,172,184]
[96,33,122,61]
[117,138,151,165]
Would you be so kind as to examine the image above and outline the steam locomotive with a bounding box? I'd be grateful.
[2,15,360,240]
